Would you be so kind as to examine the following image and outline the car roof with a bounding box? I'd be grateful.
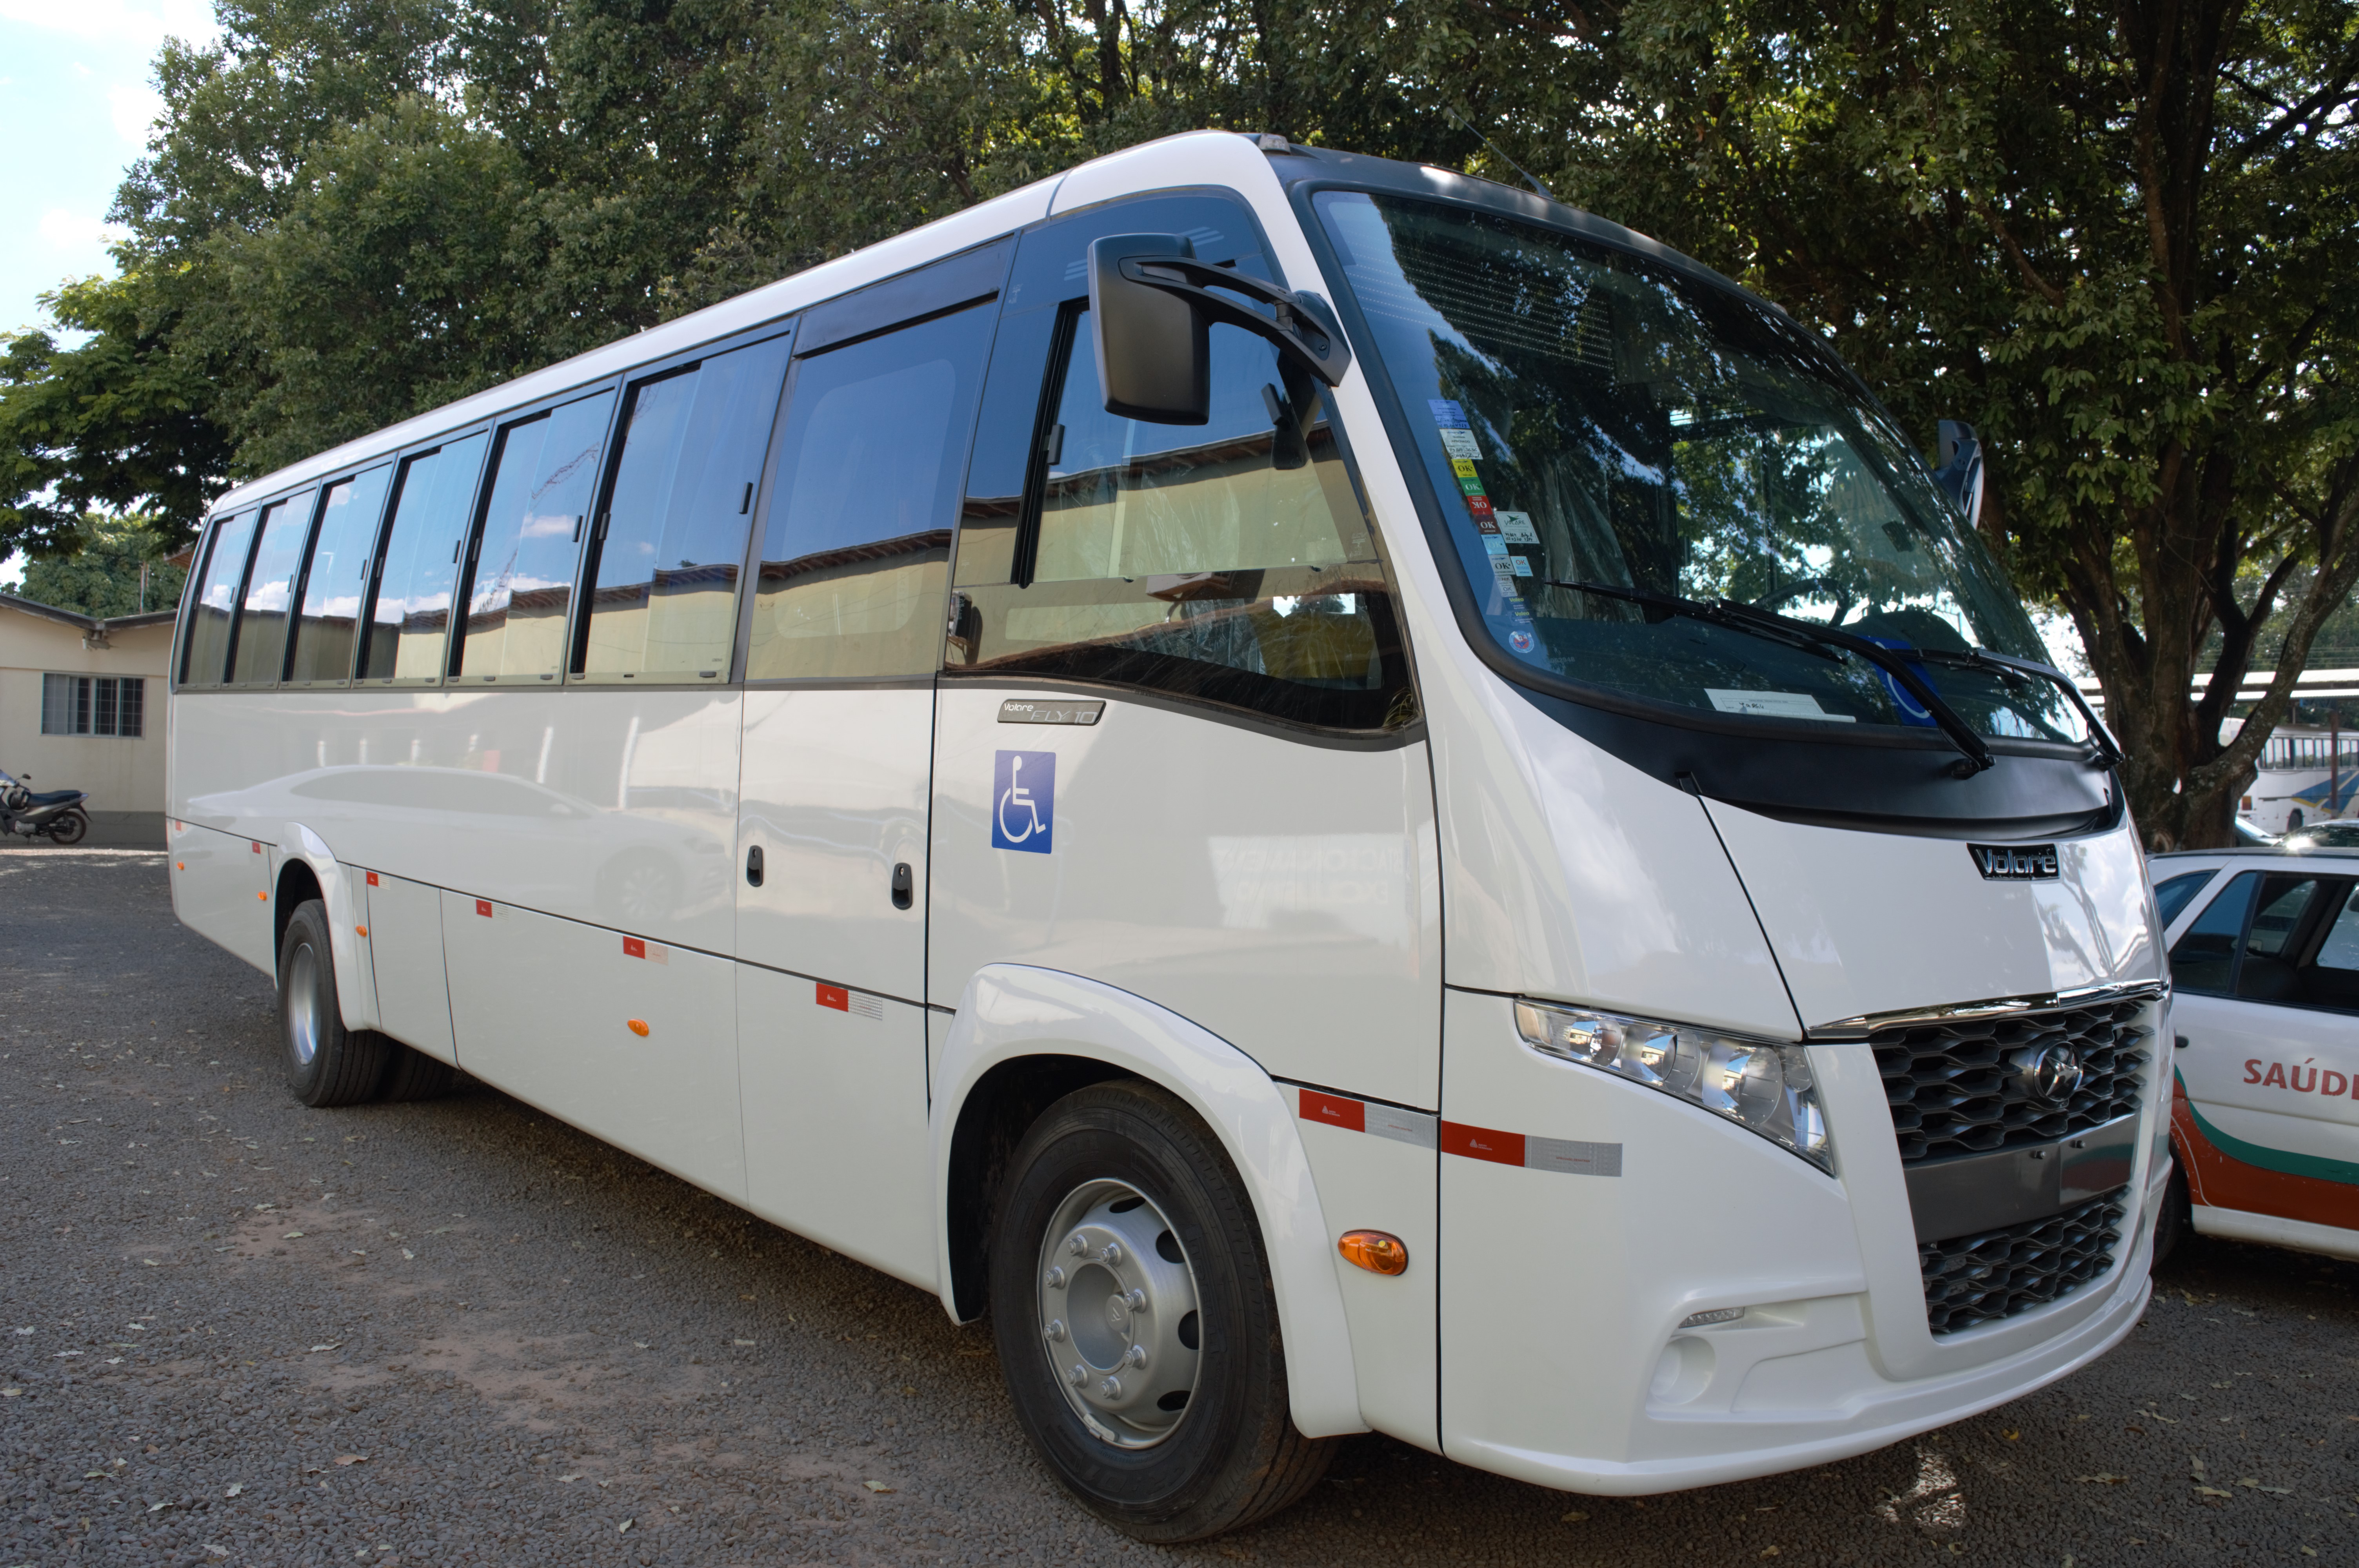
[2152,844,2359,862]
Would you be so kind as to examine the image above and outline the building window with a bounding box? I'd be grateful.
[40,675,144,737]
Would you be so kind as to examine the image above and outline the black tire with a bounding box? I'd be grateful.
[989,1080,1332,1542]
[380,1044,457,1102]
[44,809,88,846]
[2151,1156,2192,1269]
[277,899,389,1107]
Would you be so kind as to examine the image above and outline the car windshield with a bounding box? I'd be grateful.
[1316,191,2087,744]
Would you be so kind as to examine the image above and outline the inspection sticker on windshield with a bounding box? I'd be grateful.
[1496,511,1539,544]
[1706,690,1857,722]
[1439,428,1480,459]
[1430,399,1469,427]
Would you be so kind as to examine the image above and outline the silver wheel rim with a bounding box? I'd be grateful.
[287,944,322,1067]
[1035,1178,1202,1449]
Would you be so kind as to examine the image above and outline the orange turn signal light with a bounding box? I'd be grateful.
[257,891,269,901]
[625,1019,651,1038]
[355,925,368,937]
[1338,1230,1408,1276]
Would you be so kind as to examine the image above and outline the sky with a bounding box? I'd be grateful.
[0,0,218,586]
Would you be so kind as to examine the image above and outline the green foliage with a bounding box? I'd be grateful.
[11,514,188,619]
[0,268,233,557]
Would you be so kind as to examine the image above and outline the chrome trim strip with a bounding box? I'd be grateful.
[1806,979,2166,1041]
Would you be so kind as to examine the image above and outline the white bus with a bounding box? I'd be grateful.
[165,131,2168,1539]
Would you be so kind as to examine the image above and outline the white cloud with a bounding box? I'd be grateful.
[107,80,162,143]
[36,208,127,252]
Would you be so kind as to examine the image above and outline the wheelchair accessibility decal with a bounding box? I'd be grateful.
[992,750,1056,853]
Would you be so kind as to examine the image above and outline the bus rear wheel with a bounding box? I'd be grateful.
[277,899,389,1108]
[989,1079,1332,1542]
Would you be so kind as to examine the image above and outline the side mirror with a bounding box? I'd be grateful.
[1089,234,1210,425]
[1932,419,1986,532]
[1088,234,1353,428]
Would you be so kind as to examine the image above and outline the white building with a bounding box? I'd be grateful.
[0,592,176,845]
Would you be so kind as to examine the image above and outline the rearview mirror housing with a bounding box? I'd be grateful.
[1932,419,1986,533]
[1089,233,1210,425]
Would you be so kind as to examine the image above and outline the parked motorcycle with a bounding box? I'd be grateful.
[0,769,91,846]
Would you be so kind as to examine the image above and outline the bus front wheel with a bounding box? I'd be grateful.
[988,1079,1332,1542]
[276,900,389,1108]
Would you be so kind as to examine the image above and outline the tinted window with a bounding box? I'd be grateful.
[360,434,488,682]
[228,491,316,686]
[181,510,259,686]
[580,336,791,682]
[744,305,994,681]
[949,310,1413,731]
[458,392,614,682]
[2169,870,2258,995]
[2238,874,2332,1002]
[2153,871,2215,929]
[286,466,393,684]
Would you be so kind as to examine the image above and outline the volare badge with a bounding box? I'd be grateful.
[992,750,1055,853]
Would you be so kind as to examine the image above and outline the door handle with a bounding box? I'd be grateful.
[746,845,764,887]
[891,862,913,910]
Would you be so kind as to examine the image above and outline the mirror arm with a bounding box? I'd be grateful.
[1114,256,1353,386]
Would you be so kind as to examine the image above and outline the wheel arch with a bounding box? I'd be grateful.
[276,822,379,1033]
[931,964,1367,1439]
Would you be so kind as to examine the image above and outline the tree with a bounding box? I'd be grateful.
[11,514,189,619]
[1549,0,2359,848]
[0,268,233,559]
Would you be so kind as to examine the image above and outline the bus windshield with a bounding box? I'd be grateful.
[1315,191,2086,745]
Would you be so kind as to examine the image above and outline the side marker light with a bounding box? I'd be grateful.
[1338,1230,1408,1276]
[626,1019,650,1038]
[174,862,184,871]
[1679,1306,1746,1328]
[355,926,368,937]
[257,891,268,901]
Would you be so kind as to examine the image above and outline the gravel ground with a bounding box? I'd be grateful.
[2,847,2355,1568]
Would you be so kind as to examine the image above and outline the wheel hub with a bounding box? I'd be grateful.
[287,945,323,1067]
[1036,1180,1200,1448]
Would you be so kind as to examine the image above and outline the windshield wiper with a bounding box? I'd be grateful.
[1539,579,1996,775]
[1897,646,2125,769]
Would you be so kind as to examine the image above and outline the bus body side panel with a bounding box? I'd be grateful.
[171,688,742,962]
[929,692,1443,1112]
[442,890,746,1200]
[1292,1099,1439,1451]
[365,871,456,1063]
[166,813,275,976]
[932,964,1367,1438]
[737,964,936,1289]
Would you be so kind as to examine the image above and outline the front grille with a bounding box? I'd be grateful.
[1873,997,2152,1165]
[1920,1187,2127,1334]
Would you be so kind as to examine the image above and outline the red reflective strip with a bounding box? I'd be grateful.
[475,899,493,918]
[816,983,849,1012]
[251,841,262,853]
[623,936,646,960]
[1440,1120,1525,1166]
[365,871,379,887]
[1298,1089,1365,1133]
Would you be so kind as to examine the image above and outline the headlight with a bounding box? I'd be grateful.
[1512,999,1834,1172]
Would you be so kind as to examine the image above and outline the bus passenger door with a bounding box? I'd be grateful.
[733,256,1004,1290]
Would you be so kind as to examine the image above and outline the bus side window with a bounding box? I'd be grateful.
[744,302,996,681]
[180,509,260,686]
[456,391,616,682]
[359,433,488,683]
[285,465,393,684]
[949,312,1414,732]
[578,334,791,683]
[228,490,319,686]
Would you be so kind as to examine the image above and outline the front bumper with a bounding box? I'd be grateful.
[1435,989,2166,1494]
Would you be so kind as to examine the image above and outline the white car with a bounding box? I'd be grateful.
[2151,844,2359,1261]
